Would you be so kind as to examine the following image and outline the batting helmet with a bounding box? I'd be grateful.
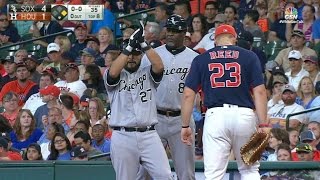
[165,14,187,31]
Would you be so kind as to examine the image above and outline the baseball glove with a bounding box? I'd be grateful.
[240,132,270,166]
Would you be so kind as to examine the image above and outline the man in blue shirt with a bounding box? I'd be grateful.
[91,124,110,153]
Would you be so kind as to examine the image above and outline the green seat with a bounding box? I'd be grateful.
[21,33,33,41]
[23,43,46,58]
[264,40,287,61]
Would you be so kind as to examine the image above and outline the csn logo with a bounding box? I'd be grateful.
[280,7,302,24]
[284,7,298,20]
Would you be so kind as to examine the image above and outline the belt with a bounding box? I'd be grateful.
[111,125,155,132]
[157,109,181,117]
[207,104,239,109]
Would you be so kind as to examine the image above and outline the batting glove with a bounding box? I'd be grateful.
[122,29,140,56]
[137,21,151,52]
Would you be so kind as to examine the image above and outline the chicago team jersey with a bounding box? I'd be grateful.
[185,45,264,109]
[141,45,199,110]
[105,66,161,127]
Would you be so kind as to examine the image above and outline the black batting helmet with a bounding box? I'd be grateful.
[165,14,187,31]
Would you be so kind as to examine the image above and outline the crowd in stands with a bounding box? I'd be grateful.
[0,0,320,175]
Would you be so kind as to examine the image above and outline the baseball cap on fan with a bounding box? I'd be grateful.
[215,24,237,39]
[282,84,296,94]
[39,85,61,97]
[47,43,60,54]
[288,50,302,60]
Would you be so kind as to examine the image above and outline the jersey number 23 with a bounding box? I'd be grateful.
[208,62,241,88]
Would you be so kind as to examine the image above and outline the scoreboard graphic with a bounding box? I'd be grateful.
[7,4,104,21]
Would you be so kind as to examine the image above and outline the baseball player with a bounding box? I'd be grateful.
[180,24,268,179]
[104,23,172,180]
[141,14,198,179]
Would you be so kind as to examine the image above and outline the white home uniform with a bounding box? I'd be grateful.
[54,80,87,97]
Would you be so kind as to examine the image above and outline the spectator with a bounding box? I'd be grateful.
[292,5,315,42]
[193,13,227,51]
[0,0,7,13]
[267,74,287,109]
[54,63,87,98]
[0,137,22,161]
[0,12,20,44]
[267,128,290,161]
[78,48,97,80]
[40,122,65,160]
[154,2,170,41]
[308,121,320,150]
[47,132,72,160]
[224,5,244,34]
[0,56,16,89]
[293,143,320,161]
[130,0,156,13]
[23,143,43,160]
[32,20,64,45]
[14,49,28,64]
[34,85,61,130]
[58,94,78,129]
[303,56,320,84]
[312,18,320,44]
[0,92,20,127]
[174,0,192,28]
[9,109,43,150]
[288,128,300,150]
[285,50,309,90]
[23,70,57,115]
[255,3,270,34]
[70,146,88,161]
[92,124,111,153]
[0,62,37,107]
[12,0,34,36]
[46,43,64,71]
[84,36,105,68]
[88,97,106,127]
[105,0,129,13]
[277,143,293,161]
[296,76,317,109]
[275,30,317,72]
[204,1,218,30]
[24,55,41,84]
[189,14,207,48]
[74,131,108,161]
[295,0,306,21]
[101,50,120,75]
[267,84,306,129]
[243,10,266,44]
[70,23,88,64]
[82,64,105,94]
[144,22,162,49]
[98,27,118,55]
[54,35,71,53]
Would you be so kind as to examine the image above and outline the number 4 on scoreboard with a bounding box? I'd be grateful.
[42,5,46,12]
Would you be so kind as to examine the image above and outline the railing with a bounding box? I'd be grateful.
[286,106,320,130]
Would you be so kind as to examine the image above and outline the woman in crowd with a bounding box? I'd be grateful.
[277,143,292,161]
[267,128,290,161]
[82,64,106,94]
[10,109,43,150]
[304,56,320,85]
[40,122,65,160]
[23,143,43,160]
[98,27,117,55]
[47,132,72,160]
[88,97,106,127]
[293,4,315,42]
[54,35,71,53]
[287,128,300,150]
[1,92,20,127]
[189,14,207,48]
[100,50,120,75]
[296,76,318,109]
[224,5,244,34]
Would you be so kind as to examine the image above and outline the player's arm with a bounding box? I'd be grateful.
[181,87,196,146]
[145,48,164,79]
[253,84,268,125]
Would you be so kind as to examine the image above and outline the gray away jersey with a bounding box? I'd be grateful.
[141,45,199,110]
[104,66,160,127]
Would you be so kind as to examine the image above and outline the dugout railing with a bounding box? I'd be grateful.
[286,106,320,131]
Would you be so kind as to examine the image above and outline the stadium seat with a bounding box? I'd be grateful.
[23,43,46,58]
[264,40,287,61]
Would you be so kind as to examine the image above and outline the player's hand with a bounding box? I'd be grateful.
[122,29,140,55]
[181,127,193,146]
[137,21,151,52]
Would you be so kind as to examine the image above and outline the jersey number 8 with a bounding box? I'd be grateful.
[209,62,241,88]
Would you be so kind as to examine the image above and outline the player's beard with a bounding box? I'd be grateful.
[125,61,140,73]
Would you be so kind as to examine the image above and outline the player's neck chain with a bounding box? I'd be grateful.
[165,45,186,55]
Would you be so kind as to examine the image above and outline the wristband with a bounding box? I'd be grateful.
[258,123,270,128]
[182,125,189,128]
[140,42,151,52]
